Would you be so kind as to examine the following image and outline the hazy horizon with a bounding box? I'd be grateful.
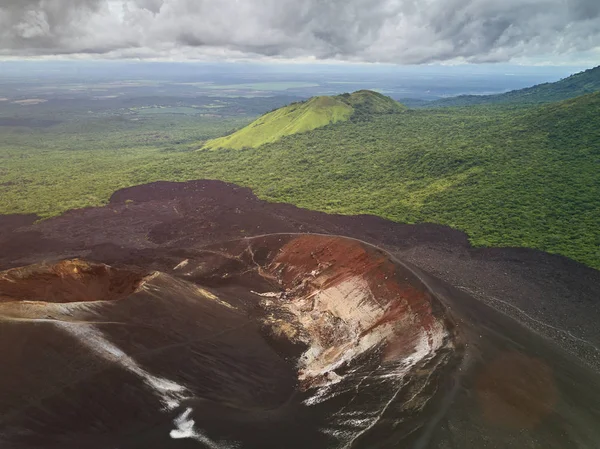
[0,60,593,101]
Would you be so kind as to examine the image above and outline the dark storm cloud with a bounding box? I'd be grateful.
[0,0,598,63]
[0,0,104,50]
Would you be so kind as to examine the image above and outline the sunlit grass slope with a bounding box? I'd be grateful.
[203,90,404,149]
[340,90,407,115]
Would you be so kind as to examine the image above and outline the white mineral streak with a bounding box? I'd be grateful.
[170,408,220,447]
[173,259,190,270]
[279,277,397,396]
[170,408,239,448]
[276,270,448,448]
[319,325,447,448]
[170,408,198,440]
[53,321,188,410]
[251,291,281,298]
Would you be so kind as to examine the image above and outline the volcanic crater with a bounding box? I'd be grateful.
[1,180,600,449]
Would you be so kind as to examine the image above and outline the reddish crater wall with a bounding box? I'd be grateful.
[0,260,148,303]
[273,235,439,334]
[257,235,454,390]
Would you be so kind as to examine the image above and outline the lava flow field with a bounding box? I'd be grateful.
[1,180,600,449]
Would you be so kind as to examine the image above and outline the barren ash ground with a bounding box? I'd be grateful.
[1,180,600,449]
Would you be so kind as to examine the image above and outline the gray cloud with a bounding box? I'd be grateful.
[0,0,598,63]
[135,0,164,14]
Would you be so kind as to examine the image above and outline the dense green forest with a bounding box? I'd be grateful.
[1,91,599,269]
[430,65,600,106]
[191,93,599,268]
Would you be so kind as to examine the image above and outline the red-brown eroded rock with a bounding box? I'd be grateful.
[258,235,453,393]
[0,232,598,449]
[0,259,149,303]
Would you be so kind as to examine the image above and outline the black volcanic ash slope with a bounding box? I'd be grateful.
[1,180,600,449]
[2,235,600,449]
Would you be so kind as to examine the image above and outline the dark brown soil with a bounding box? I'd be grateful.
[0,233,458,449]
[1,179,600,449]
[1,180,598,367]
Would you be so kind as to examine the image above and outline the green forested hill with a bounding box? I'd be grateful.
[203,90,404,149]
[431,65,600,107]
[339,90,407,116]
[1,93,598,268]
[190,93,600,268]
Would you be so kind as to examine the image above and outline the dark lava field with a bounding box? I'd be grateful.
[1,180,600,449]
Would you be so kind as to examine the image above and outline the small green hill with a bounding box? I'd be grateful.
[339,90,407,116]
[203,91,404,149]
[431,65,600,107]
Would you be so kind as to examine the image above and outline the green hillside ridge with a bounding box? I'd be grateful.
[203,90,404,149]
[189,92,599,269]
[1,92,598,269]
[339,90,407,116]
[430,65,600,107]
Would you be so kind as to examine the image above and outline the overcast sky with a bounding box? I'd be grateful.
[0,0,599,65]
